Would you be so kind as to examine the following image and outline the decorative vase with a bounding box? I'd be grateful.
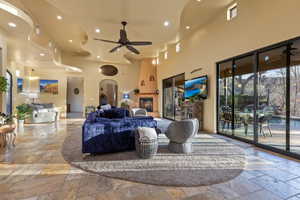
[18,119,24,127]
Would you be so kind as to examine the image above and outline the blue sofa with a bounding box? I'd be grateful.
[82,108,157,154]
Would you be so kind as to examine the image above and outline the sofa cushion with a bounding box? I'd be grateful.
[102,108,129,119]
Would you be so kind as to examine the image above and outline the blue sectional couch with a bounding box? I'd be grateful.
[82,108,157,154]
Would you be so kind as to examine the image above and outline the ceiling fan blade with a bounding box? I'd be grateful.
[128,41,152,46]
[126,45,140,54]
[94,38,119,44]
[110,45,123,53]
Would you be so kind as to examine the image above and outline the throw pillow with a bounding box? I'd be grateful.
[137,127,157,141]
[101,104,111,110]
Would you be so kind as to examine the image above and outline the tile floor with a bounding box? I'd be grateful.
[1,119,300,200]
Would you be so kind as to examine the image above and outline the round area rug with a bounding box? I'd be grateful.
[62,125,246,187]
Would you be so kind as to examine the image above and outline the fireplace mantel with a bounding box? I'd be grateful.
[136,93,158,96]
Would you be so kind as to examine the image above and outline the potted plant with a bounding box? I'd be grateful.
[120,101,130,110]
[0,76,8,93]
[16,104,32,126]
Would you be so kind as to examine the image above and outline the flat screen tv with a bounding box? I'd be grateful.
[184,75,208,99]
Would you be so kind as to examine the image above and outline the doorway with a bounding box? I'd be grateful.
[67,77,84,118]
[162,73,185,120]
[99,79,118,106]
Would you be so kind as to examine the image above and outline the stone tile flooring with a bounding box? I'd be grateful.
[1,119,300,200]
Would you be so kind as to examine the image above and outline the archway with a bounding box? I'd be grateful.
[99,79,118,107]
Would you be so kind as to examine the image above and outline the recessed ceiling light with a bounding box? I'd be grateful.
[97,55,100,59]
[186,26,191,30]
[8,22,16,28]
[197,0,202,2]
[57,15,63,20]
[40,53,45,57]
[95,28,101,33]
[69,40,73,43]
[164,21,170,27]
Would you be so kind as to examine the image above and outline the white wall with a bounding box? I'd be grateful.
[62,55,141,108]
[67,77,84,112]
[157,0,300,133]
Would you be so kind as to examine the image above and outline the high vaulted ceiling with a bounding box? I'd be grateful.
[1,0,235,67]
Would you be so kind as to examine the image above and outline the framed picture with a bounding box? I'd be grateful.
[40,79,58,95]
[17,78,23,93]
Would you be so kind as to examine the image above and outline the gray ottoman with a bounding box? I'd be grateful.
[165,119,199,153]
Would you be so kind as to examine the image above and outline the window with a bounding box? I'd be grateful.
[227,3,237,21]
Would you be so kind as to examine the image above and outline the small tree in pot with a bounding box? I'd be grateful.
[0,76,8,93]
[16,104,32,126]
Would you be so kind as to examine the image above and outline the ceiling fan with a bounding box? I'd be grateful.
[94,21,152,55]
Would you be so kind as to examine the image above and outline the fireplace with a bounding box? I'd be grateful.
[139,97,153,112]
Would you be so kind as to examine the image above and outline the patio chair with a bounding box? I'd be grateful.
[258,115,272,137]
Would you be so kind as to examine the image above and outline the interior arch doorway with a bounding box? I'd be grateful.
[99,79,118,107]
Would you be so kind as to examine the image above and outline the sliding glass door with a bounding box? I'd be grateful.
[163,78,174,119]
[257,47,287,150]
[163,74,185,120]
[218,61,233,135]
[290,40,300,154]
[233,55,255,141]
[217,37,300,159]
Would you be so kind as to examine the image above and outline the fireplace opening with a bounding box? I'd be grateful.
[139,97,153,112]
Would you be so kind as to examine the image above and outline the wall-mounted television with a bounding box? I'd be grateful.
[184,75,208,99]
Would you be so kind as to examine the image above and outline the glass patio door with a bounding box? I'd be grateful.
[218,61,233,135]
[163,78,174,120]
[163,74,185,120]
[233,55,255,141]
[257,46,287,150]
[289,40,300,154]
[217,37,300,159]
